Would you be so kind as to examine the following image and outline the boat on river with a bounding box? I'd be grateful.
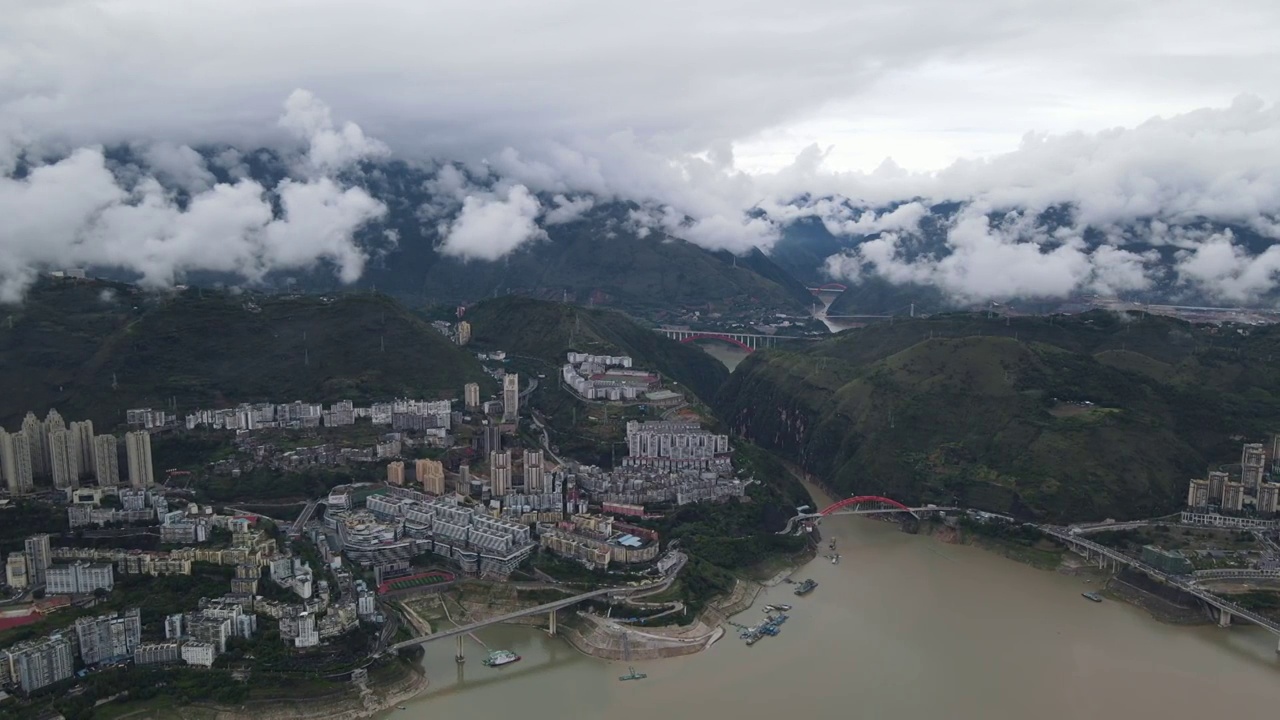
[794,579,818,596]
[619,666,647,681]
[482,650,521,667]
[1082,592,1103,603]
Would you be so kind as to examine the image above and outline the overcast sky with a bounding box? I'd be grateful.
[6,0,1277,171]
[3,0,1280,302]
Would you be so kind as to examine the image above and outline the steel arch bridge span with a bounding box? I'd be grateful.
[820,495,918,519]
[679,333,754,353]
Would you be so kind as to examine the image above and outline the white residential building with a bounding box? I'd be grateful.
[45,561,114,595]
[181,641,216,668]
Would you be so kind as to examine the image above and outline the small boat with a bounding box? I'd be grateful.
[482,649,521,667]
[619,666,648,680]
[831,553,840,564]
[794,579,818,596]
[772,603,791,611]
[1082,592,1103,603]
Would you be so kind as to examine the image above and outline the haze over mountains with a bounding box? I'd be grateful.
[4,2,1280,312]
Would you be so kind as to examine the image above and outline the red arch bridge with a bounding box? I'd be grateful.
[778,496,958,535]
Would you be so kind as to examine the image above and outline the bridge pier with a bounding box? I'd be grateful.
[1219,609,1233,628]
[548,609,557,637]
[455,634,465,663]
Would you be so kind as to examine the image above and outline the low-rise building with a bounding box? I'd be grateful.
[134,641,182,666]
[5,553,28,589]
[537,513,660,569]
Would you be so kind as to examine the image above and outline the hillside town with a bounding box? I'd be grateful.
[0,351,742,702]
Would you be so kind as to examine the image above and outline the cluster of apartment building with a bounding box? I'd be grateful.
[181,398,453,432]
[0,609,141,694]
[0,501,385,696]
[67,487,167,528]
[50,547,194,577]
[567,462,744,506]
[0,410,155,495]
[1187,438,1280,514]
[538,513,660,569]
[538,421,740,507]
[429,319,470,347]
[561,353,669,402]
[0,606,237,695]
[625,421,730,464]
[327,487,536,577]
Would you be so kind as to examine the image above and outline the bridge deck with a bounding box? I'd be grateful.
[1043,526,1280,635]
[391,587,623,651]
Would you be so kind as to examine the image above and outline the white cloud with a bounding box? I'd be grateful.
[1174,231,1280,303]
[437,184,546,261]
[0,95,387,301]
[543,194,594,225]
[822,206,1161,303]
[279,89,389,173]
[139,142,216,193]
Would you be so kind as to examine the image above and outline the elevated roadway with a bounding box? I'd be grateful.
[653,327,812,350]
[778,504,958,535]
[289,500,321,539]
[1040,526,1280,647]
[391,552,685,656]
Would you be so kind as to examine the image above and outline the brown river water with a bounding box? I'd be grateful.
[394,508,1280,719]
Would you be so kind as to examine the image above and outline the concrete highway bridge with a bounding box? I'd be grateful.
[653,327,810,351]
[1041,526,1280,650]
[392,553,685,661]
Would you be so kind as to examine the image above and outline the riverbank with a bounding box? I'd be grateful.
[92,662,430,720]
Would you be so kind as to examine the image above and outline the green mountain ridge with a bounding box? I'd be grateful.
[464,295,729,404]
[0,279,493,429]
[716,311,1280,522]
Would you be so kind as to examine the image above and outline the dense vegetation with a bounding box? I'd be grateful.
[466,295,730,403]
[0,279,494,428]
[717,310,1280,522]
